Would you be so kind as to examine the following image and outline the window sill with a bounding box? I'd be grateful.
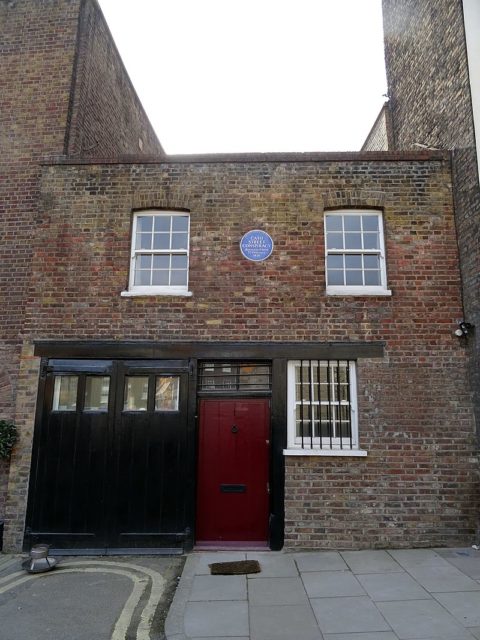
[121,289,193,297]
[283,448,367,457]
[326,286,392,297]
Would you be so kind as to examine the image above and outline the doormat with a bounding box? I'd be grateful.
[209,560,261,575]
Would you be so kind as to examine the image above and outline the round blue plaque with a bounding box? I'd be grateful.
[240,230,274,262]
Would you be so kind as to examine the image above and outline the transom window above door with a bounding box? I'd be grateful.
[198,362,272,394]
[122,210,191,297]
[324,210,391,296]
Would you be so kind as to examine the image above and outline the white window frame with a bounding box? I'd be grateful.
[324,210,391,296]
[121,210,192,297]
[284,360,366,457]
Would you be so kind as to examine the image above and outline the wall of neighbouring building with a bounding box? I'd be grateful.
[361,103,393,151]
[382,0,480,441]
[66,0,164,157]
[4,151,477,550]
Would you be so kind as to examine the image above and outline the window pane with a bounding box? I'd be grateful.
[363,233,379,250]
[327,270,344,285]
[363,255,380,269]
[138,254,152,269]
[153,233,170,250]
[344,215,361,231]
[171,254,188,269]
[154,216,171,232]
[345,233,362,249]
[238,365,271,390]
[136,216,153,232]
[170,270,187,286]
[325,216,343,231]
[171,233,188,250]
[134,269,151,286]
[172,216,189,232]
[326,233,344,250]
[155,376,179,411]
[345,254,362,269]
[124,377,149,411]
[364,270,381,285]
[53,376,78,411]
[84,376,110,411]
[152,255,170,269]
[345,270,363,285]
[136,233,152,250]
[327,255,343,269]
[362,215,379,231]
[151,270,169,285]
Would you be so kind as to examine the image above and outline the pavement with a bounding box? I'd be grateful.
[1,547,480,640]
[165,547,480,640]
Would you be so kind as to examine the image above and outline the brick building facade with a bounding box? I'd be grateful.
[1,0,478,552]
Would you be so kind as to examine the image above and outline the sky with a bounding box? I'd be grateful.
[98,0,388,154]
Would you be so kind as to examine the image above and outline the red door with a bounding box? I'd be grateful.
[196,398,270,543]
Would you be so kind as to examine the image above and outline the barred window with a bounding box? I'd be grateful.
[287,360,359,451]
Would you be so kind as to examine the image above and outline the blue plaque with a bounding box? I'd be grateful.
[240,230,274,262]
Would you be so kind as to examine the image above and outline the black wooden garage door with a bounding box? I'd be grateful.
[25,359,189,552]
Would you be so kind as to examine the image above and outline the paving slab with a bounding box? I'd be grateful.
[388,549,451,569]
[295,551,349,572]
[434,592,480,627]
[189,574,247,601]
[248,576,307,605]
[302,570,366,598]
[311,595,391,634]
[246,552,298,578]
[436,549,480,580]
[377,599,474,639]
[184,601,249,638]
[250,603,322,640]
[341,551,403,574]
[356,571,431,601]
[406,564,480,593]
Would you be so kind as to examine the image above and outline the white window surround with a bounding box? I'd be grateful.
[121,210,192,297]
[285,360,367,457]
[324,210,391,296]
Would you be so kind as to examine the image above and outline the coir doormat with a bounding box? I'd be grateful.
[209,560,261,575]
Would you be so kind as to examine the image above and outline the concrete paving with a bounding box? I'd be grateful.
[165,547,480,640]
[0,553,184,640]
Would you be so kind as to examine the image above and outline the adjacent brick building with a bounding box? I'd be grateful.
[369,1,480,442]
[1,0,478,552]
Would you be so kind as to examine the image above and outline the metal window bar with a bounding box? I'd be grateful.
[316,359,322,449]
[327,362,333,449]
[308,360,313,449]
[336,360,343,449]
[300,360,305,449]
[346,362,353,449]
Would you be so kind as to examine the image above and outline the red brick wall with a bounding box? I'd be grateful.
[382,0,480,438]
[24,154,477,548]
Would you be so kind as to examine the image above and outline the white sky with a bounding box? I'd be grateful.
[98,0,387,154]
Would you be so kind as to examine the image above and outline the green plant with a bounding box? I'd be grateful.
[0,420,18,460]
